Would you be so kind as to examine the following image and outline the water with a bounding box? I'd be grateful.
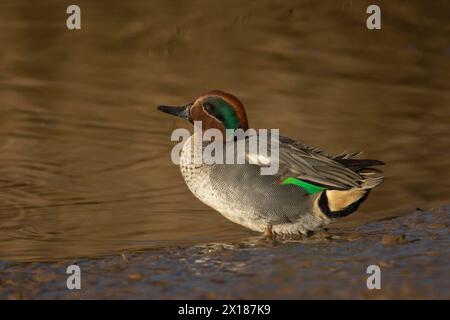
[0,0,449,262]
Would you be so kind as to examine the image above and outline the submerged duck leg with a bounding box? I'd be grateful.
[264,224,273,238]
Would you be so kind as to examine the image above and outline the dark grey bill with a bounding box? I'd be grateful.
[157,103,192,122]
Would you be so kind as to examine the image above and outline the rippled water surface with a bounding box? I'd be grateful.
[0,0,449,261]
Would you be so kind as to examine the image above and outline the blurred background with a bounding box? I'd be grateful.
[0,0,449,262]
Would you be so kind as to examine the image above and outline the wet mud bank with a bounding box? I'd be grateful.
[0,206,449,299]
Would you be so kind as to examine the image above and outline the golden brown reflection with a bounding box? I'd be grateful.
[0,0,449,261]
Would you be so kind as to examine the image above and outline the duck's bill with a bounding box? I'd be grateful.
[157,103,192,122]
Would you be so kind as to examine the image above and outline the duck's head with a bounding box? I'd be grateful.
[157,90,249,135]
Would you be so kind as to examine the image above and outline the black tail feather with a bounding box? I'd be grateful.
[334,158,385,171]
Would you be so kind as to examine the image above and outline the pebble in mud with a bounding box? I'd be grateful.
[127,273,143,281]
[381,234,407,245]
[427,223,447,229]
[379,260,396,268]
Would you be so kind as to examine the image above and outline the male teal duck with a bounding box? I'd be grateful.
[158,90,384,237]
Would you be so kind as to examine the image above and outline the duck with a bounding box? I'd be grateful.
[157,90,384,237]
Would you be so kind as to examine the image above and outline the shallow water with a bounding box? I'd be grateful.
[0,1,449,262]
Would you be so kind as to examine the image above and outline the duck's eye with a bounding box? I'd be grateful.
[203,102,215,114]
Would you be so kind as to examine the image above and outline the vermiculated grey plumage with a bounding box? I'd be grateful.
[179,133,384,235]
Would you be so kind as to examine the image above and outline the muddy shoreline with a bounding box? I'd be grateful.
[1,206,448,299]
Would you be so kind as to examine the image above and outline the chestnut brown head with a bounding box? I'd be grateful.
[157,90,249,135]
